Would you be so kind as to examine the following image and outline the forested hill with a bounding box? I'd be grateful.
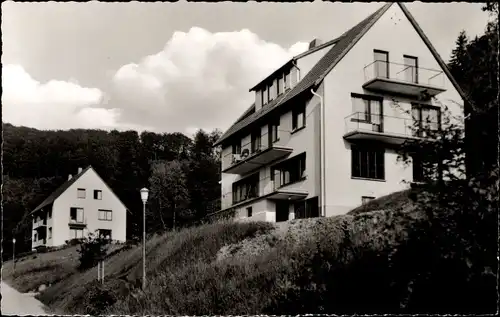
[2,122,222,256]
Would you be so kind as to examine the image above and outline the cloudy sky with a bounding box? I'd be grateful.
[1,1,492,135]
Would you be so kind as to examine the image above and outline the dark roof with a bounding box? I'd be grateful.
[214,3,391,146]
[31,166,93,214]
[249,37,341,92]
[215,2,472,147]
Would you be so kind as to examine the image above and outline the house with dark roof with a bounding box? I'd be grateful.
[213,3,466,222]
[31,166,128,250]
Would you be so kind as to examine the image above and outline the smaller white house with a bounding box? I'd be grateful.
[31,166,128,250]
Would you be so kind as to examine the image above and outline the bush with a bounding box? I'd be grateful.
[77,232,110,271]
[79,281,118,315]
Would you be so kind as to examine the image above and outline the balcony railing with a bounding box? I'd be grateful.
[344,112,440,144]
[222,129,293,175]
[363,61,445,97]
[69,218,88,227]
[222,173,309,209]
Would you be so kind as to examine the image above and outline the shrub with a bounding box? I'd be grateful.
[77,232,110,271]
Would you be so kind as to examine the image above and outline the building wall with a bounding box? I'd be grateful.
[219,85,322,221]
[51,168,127,246]
[322,3,464,216]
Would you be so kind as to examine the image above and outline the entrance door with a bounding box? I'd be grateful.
[275,202,289,222]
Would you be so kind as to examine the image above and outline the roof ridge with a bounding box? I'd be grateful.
[214,3,393,147]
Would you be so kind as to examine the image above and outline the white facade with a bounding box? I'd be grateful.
[216,3,465,223]
[32,167,127,249]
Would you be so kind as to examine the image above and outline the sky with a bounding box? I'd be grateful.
[1,1,493,136]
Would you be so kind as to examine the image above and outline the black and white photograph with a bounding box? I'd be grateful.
[1,1,498,315]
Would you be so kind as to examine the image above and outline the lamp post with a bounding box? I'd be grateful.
[140,187,149,290]
[12,238,16,271]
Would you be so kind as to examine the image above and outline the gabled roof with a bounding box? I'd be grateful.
[214,3,391,146]
[30,165,129,215]
[215,2,472,147]
[31,166,93,214]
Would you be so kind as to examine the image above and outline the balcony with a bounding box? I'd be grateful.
[344,112,439,145]
[262,176,308,201]
[33,218,47,228]
[222,129,293,175]
[222,174,308,210]
[363,61,445,98]
[68,218,87,228]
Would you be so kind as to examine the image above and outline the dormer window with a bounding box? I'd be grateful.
[262,85,269,105]
[284,70,291,90]
[278,74,284,95]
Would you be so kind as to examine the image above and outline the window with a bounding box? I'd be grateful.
[98,209,113,221]
[351,93,383,130]
[411,104,441,136]
[98,229,112,240]
[403,55,418,83]
[294,197,319,219]
[34,232,38,241]
[284,70,291,90]
[272,153,306,188]
[269,82,275,101]
[361,196,375,205]
[374,50,389,78]
[251,130,262,153]
[94,190,102,200]
[262,86,269,105]
[269,118,280,144]
[48,227,52,239]
[77,188,86,199]
[246,207,253,218]
[351,145,385,180]
[70,228,84,239]
[278,75,284,95]
[70,207,84,223]
[232,142,242,155]
[292,104,306,131]
[48,210,52,219]
[232,173,259,204]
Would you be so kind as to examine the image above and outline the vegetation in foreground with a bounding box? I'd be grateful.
[4,170,497,315]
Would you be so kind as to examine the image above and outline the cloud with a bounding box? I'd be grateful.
[1,64,125,130]
[109,27,309,134]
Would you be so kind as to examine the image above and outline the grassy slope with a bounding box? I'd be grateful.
[3,190,426,315]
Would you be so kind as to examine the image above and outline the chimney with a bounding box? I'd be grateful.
[309,38,323,50]
[78,167,83,174]
[68,174,72,181]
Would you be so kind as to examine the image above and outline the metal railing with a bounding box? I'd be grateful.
[345,112,440,138]
[221,172,308,208]
[363,61,445,88]
[222,129,292,171]
[69,217,88,226]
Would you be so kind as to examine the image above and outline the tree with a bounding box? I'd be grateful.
[148,160,192,231]
[185,129,222,221]
[449,31,469,80]
[447,12,498,177]
[393,99,498,313]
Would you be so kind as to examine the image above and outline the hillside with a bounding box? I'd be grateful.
[3,182,496,315]
[2,122,222,259]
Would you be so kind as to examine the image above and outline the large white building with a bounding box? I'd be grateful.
[31,166,128,249]
[214,3,466,222]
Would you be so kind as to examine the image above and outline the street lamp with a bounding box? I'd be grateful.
[12,238,16,270]
[140,187,149,290]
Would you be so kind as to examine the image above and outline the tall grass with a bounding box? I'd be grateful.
[37,220,275,314]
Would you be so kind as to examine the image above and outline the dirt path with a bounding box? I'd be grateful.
[1,281,49,316]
